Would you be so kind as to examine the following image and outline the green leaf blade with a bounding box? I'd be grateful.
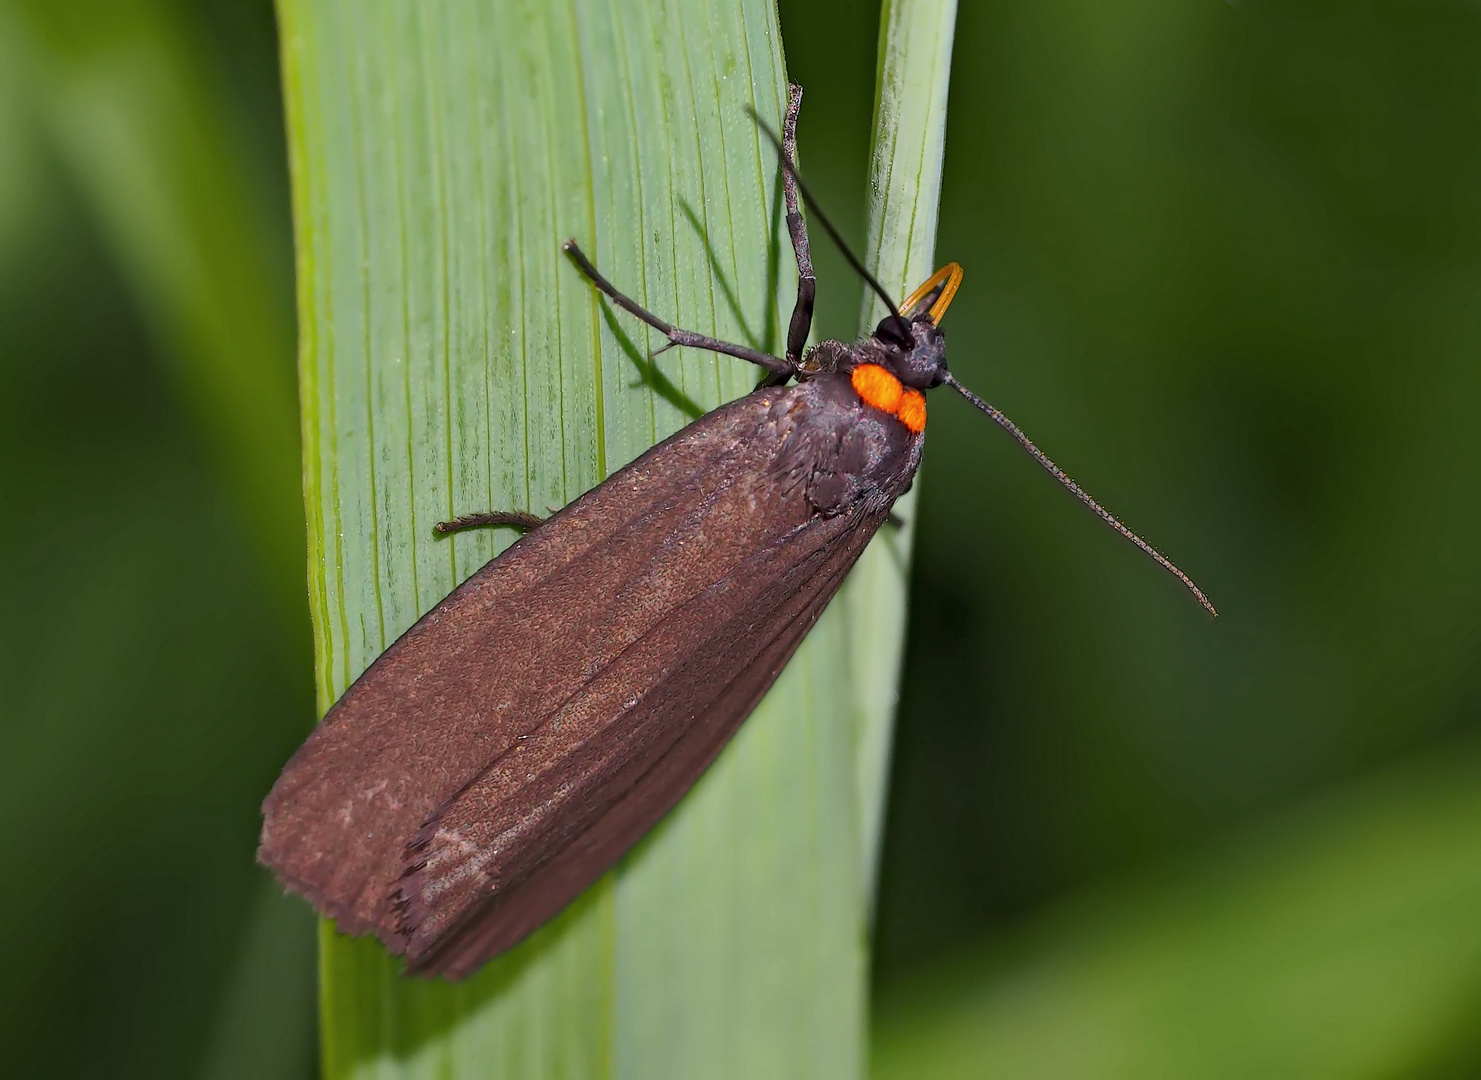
[284,0,956,1071]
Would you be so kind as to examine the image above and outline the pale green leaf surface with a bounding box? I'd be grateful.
[872,743,1481,1079]
[281,0,862,1076]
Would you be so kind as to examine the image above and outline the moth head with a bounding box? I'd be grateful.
[871,262,962,390]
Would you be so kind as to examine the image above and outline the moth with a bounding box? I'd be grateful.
[259,85,1213,979]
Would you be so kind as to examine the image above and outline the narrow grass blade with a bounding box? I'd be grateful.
[847,0,959,903]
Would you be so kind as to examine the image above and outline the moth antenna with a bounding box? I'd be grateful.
[745,105,909,338]
[942,373,1217,616]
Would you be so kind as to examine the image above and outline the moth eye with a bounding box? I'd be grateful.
[873,314,913,347]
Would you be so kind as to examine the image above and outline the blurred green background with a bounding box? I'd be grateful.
[3,0,1479,1076]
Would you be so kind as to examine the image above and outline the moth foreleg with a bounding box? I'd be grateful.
[562,241,794,378]
[781,83,816,368]
[434,511,546,536]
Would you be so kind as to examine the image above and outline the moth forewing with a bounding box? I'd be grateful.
[260,378,921,976]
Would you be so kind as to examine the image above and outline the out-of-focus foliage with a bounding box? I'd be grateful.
[3,0,1479,1075]
[788,0,1481,1073]
[873,744,1481,1077]
[856,0,1480,1073]
[0,0,314,1077]
[873,0,1481,970]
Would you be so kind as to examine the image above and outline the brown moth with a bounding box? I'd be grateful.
[259,85,1213,979]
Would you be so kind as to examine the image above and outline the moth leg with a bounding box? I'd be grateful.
[434,510,545,536]
[886,511,907,531]
[781,83,815,370]
[562,241,793,378]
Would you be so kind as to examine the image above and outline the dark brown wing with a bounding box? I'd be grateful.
[399,498,877,976]
[258,374,919,973]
